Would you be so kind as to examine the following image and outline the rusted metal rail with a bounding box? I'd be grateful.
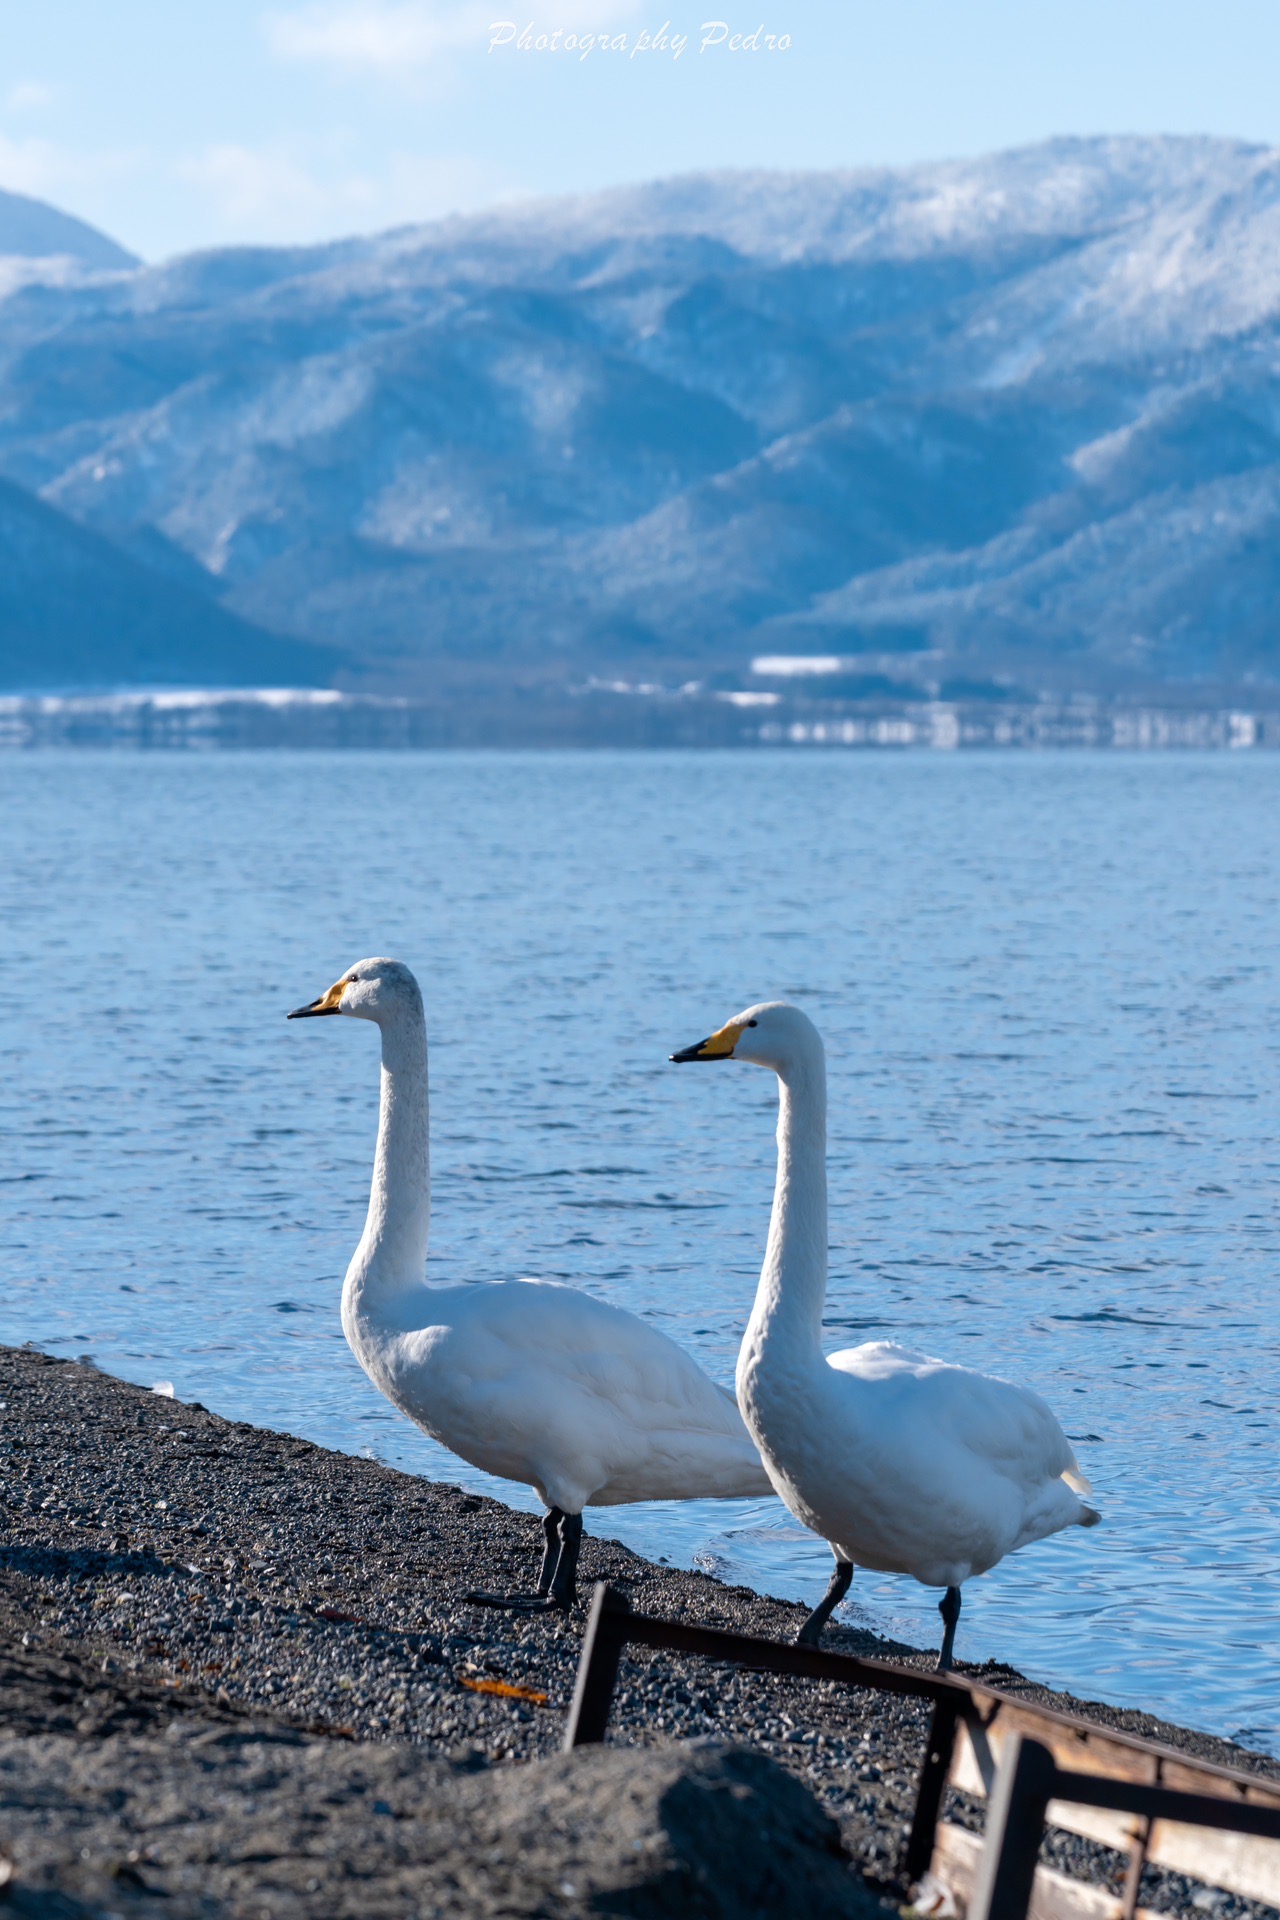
[563,1579,970,1881]
[564,1582,1280,1918]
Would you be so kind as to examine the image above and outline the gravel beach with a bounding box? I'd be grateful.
[0,1343,1275,1918]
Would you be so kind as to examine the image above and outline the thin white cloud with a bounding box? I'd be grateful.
[266,2,472,70]
[179,139,518,243]
[179,143,364,228]
[0,131,140,202]
[265,0,643,75]
[5,80,55,113]
[386,148,520,218]
[0,132,65,197]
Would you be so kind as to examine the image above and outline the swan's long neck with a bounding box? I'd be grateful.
[343,1006,431,1329]
[737,1047,829,1406]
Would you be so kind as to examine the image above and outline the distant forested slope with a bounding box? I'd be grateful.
[0,478,331,689]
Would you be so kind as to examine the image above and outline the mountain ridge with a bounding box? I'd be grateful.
[2,138,1280,706]
[0,188,136,272]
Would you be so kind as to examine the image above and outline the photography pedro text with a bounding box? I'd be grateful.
[488,20,792,58]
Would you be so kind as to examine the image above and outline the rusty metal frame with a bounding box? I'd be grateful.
[562,1581,1280,1905]
[564,1581,974,1881]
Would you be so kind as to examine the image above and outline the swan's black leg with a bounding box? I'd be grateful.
[546,1511,584,1610]
[937,1585,962,1671]
[796,1559,853,1646]
[536,1508,564,1595]
[465,1507,571,1610]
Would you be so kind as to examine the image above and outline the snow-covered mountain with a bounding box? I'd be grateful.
[0,187,136,269]
[0,188,137,308]
[3,138,1280,702]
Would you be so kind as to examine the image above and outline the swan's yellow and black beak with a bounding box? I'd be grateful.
[287,977,347,1019]
[670,1017,745,1063]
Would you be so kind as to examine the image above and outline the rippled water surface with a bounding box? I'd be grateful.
[4,751,1279,1750]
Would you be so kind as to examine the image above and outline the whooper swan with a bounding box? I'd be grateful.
[672,1001,1099,1665]
[289,959,771,1608]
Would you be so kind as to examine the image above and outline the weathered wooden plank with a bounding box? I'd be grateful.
[1045,1796,1142,1857]
[953,1723,1145,1852]
[949,1708,1280,1905]
[926,1820,1160,1920]
[1160,1751,1280,1806]
[1144,1820,1280,1909]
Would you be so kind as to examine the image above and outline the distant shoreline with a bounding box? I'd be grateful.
[2,687,1279,750]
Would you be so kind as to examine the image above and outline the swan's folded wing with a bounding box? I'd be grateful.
[497,1281,742,1428]
[827,1344,1086,1493]
[538,1339,769,1503]
[924,1364,1084,1489]
[572,1333,746,1437]
[435,1279,771,1501]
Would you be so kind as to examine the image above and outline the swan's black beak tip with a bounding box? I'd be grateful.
[287,1001,339,1019]
[671,1040,721,1063]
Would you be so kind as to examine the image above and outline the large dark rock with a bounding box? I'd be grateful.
[0,1726,883,1918]
[0,1532,883,1917]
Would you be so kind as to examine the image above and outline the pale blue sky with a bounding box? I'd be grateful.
[1,0,1279,260]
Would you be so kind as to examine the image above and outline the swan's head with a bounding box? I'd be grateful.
[670,1001,822,1074]
[287,957,423,1026]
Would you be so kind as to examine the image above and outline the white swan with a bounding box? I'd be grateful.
[672,1002,1099,1664]
[288,958,771,1608]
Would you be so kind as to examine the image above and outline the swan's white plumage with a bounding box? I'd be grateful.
[680,1002,1098,1601]
[811,1339,1094,1585]
[297,959,770,1519]
[356,1276,768,1513]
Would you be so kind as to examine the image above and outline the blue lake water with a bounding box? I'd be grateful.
[3,749,1278,1752]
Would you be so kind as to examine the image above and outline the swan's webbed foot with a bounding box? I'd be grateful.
[795,1558,853,1646]
[465,1509,583,1612]
[936,1585,962,1671]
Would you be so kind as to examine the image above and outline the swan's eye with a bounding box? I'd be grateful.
[747,1019,758,1028]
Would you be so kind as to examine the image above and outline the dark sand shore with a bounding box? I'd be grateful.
[0,1345,1275,1917]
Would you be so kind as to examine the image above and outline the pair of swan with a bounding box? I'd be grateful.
[290,961,1097,1658]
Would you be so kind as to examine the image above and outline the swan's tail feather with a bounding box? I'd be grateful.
[1061,1467,1092,1497]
